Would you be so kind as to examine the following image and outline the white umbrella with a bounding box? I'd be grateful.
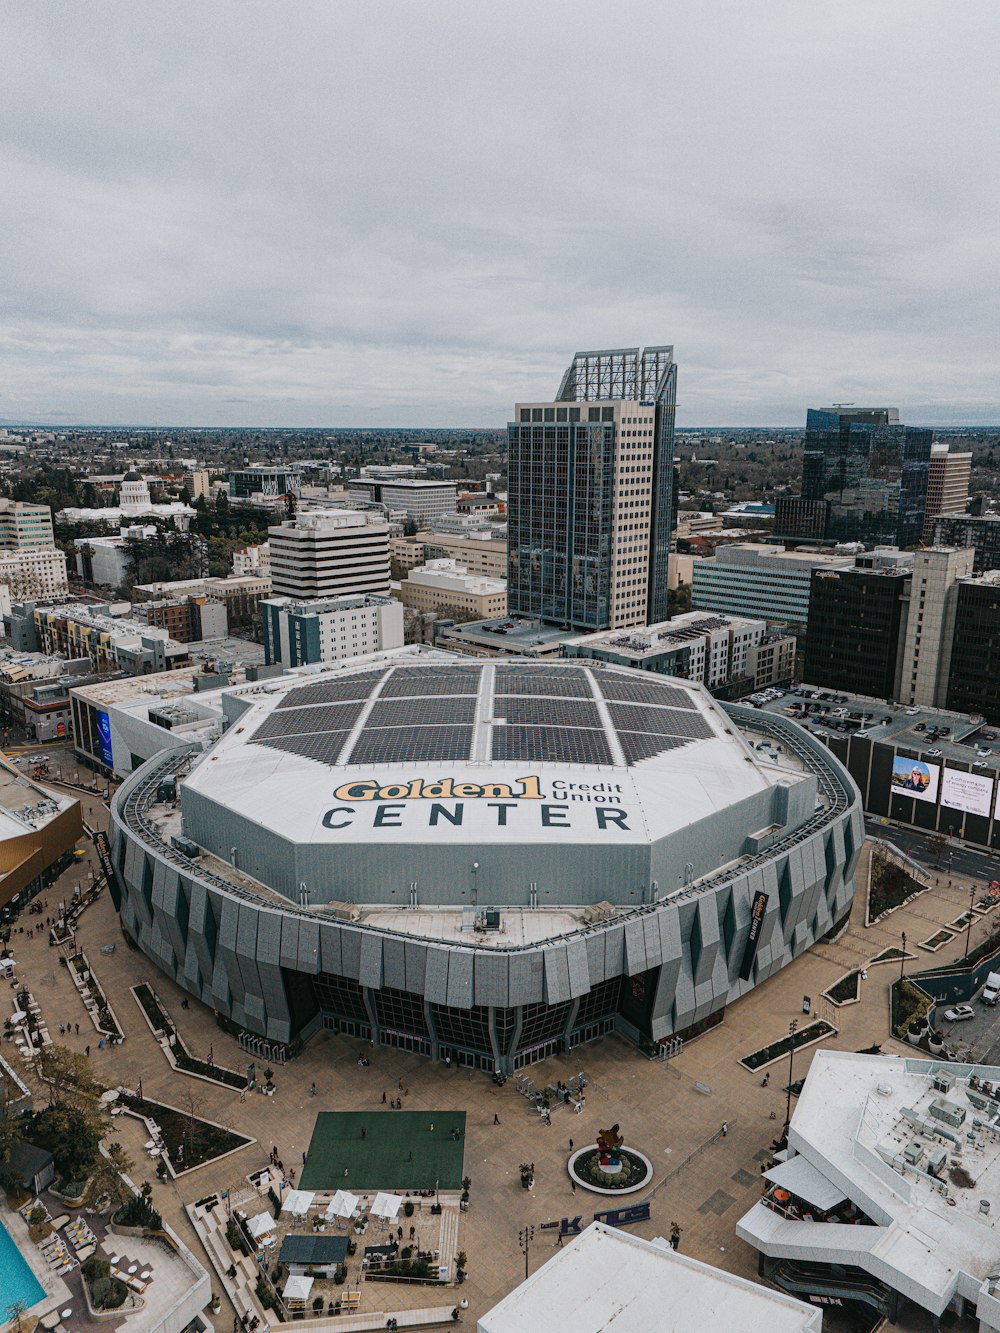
[100,1089,120,1104]
[324,1190,359,1220]
[280,1189,315,1217]
[247,1212,275,1240]
[371,1192,403,1221]
[282,1274,313,1302]
[9,1010,26,1025]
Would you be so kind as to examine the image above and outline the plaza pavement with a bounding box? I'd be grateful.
[7,791,999,1331]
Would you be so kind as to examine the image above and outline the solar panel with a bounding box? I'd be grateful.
[253,701,366,740]
[497,697,602,729]
[254,731,352,766]
[380,669,481,697]
[597,676,697,709]
[367,697,477,728]
[491,725,613,766]
[494,669,592,698]
[609,703,714,740]
[276,673,386,709]
[347,726,474,764]
[616,732,690,766]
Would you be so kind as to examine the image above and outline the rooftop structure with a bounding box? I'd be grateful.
[434,616,574,659]
[479,1222,821,1333]
[563,611,770,690]
[692,543,856,629]
[737,1051,1000,1328]
[0,752,82,909]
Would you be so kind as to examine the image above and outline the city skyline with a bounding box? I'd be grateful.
[2,2,998,428]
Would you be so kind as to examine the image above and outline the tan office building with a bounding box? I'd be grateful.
[398,560,507,621]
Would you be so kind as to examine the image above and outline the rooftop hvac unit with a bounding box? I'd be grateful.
[933,1072,955,1095]
[903,1142,923,1166]
[324,901,360,922]
[170,835,201,859]
[927,1146,948,1178]
[583,901,618,925]
[929,1098,967,1130]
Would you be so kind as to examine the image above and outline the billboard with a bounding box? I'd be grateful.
[739,890,769,981]
[891,756,939,804]
[95,710,114,769]
[941,768,994,819]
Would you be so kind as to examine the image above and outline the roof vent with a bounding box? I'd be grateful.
[876,1083,893,1097]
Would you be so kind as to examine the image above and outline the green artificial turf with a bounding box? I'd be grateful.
[299,1110,467,1191]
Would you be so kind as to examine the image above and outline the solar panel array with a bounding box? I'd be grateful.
[248,663,720,769]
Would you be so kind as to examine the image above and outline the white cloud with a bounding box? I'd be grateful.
[1,0,997,426]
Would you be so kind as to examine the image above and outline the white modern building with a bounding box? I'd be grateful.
[0,547,69,601]
[233,542,270,577]
[347,477,457,526]
[75,524,158,589]
[0,499,55,549]
[398,559,507,620]
[692,544,856,629]
[737,1051,1000,1329]
[268,510,390,600]
[479,1221,820,1333]
[261,593,404,668]
[564,611,774,690]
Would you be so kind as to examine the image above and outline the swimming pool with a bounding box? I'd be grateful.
[0,1215,45,1318]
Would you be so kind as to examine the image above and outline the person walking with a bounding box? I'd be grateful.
[493,1112,500,1125]
[669,1221,681,1251]
[569,1138,574,1151]
[721,1122,728,1136]
[309,1081,316,1097]
[361,1126,368,1139]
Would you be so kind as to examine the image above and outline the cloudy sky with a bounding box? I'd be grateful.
[1,2,998,427]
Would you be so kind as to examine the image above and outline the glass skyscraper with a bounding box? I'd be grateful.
[507,345,677,631]
[776,407,932,547]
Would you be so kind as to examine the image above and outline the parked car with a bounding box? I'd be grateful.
[982,972,1000,1005]
[925,748,943,757]
[943,1005,975,1022]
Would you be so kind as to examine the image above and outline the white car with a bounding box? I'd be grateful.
[906,707,920,715]
[943,1005,975,1022]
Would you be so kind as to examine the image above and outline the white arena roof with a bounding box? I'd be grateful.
[183,660,798,849]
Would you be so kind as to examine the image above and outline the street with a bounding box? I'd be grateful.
[864,818,1000,886]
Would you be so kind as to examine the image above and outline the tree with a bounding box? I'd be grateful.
[28,1102,102,1180]
[36,1043,98,1108]
[927,831,948,867]
[84,1143,134,1212]
[5,1298,28,1333]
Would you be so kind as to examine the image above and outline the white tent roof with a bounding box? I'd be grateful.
[281,1189,315,1217]
[325,1190,360,1219]
[247,1212,276,1239]
[371,1191,403,1220]
[282,1274,314,1301]
[763,1156,847,1213]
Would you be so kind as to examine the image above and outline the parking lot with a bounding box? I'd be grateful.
[936,985,1000,1065]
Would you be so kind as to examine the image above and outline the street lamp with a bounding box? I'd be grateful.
[784,1019,798,1133]
[518,1224,535,1281]
[900,932,907,982]
[965,884,977,960]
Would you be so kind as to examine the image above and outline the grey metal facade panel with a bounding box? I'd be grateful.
[358,933,384,989]
[256,911,283,967]
[543,947,571,1004]
[507,951,544,1005]
[623,919,648,974]
[382,938,406,991]
[446,950,474,1008]
[640,916,663,970]
[319,923,343,975]
[423,948,450,1004]
[150,856,170,907]
[296,918,320,974]
[473,952,509,1008]
[691,897,720,987]
[585,933,607,985]
[280,916,301,969]
[404,941,427,994]
[603,926,625,979]
[340,928,363,981]
[565,938,590,998]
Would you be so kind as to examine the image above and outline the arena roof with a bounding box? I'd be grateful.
[183,660,799,849]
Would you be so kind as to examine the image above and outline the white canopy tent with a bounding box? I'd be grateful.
[280,1189,315,1217]
[325,1190,360,1220]
[247,1212,276,1240]
[371,1192,403,1221]
[282,1274,313,1303]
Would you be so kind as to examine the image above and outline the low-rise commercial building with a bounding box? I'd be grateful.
[0,649,99,742]
[75,524,158,589]
[10,601,190,676]
[131,574,271,629]
[692,544,855,630]
[0,754,82,910]
[347,477,457,526]
[738,1051,1000,1330]
[261,594,403,667]
[398,559,507,621]
[563,611,777,691]
[433,617,573,658]
[135,595,228,643]
[0,547,68,601]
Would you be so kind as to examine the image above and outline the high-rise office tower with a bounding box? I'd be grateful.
[776,407,932,547]
[921,444,972,543]
[507,345,677,631]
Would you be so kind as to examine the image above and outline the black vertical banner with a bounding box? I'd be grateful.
[739,891,769,980]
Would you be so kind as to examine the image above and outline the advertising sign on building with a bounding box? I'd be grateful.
[891,756,940,804]
[739,891,769,981]
[941,768,994,819]
[95,709,114,769]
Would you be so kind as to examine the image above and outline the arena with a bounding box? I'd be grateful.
[109,656,863,1071]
